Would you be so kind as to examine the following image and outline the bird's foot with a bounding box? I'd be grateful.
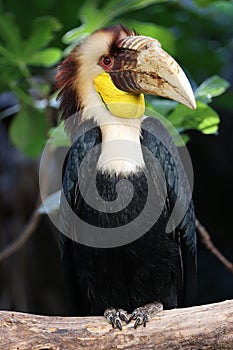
[104,307,128,330]
[128,302,163,328]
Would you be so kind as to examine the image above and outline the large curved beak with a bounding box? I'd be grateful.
[110,36,196,110]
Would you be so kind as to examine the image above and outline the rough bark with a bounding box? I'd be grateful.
[0,300,233,350]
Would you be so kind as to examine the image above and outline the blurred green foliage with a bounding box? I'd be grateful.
[0,0,232,157]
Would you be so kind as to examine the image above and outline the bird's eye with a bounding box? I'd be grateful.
[103,55,112,66]
[99,55,114,72]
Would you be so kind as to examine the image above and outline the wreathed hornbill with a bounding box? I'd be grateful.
[56,24,197,329]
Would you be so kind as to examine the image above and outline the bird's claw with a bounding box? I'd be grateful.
[128,302,163,328]
[104,307,128,330]
[105,302,162,330]
[128,307,149,328]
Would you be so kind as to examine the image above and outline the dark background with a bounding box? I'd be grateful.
[0,0,232,315]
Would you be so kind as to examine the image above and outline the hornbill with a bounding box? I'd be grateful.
[56,24,197,329]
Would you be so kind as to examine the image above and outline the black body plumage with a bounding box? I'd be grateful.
[60,117,197,316]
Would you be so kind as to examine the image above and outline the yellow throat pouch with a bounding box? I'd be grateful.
[94,72,145,119]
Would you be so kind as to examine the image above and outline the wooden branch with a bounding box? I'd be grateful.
[1,300,233,350]
[196,219,233,273]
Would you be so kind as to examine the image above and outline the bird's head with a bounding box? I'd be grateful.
[56,24,196,128]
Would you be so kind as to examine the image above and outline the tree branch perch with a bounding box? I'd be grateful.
[196,219,233,273]
[0,300,233,350]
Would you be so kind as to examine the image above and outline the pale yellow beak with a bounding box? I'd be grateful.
[111,35,196,110]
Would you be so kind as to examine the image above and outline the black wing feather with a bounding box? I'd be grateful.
[59,120,102,313]
[141,117,197,306]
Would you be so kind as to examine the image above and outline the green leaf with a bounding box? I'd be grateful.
[104,0,168,15]
[48,122,71,150]
[63,2,106,45]
[0,15,62,68]
[26,48,62,67]
[122,20,175,54]
[146,98,177,116]
[0,43,17,61]
[9,84,34,105]
[62,25,88,45]
[78,1,109,28]
[0,14,21,54]
[194,0,220,6]
[195,75,230,103]
[9,107,47,157]
[0,62,22,92]
[145,105,189,147]
[167,100,220,134]
[63,0,168,45]
[24,16,62,57]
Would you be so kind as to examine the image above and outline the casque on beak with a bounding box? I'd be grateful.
[110,35,196,110]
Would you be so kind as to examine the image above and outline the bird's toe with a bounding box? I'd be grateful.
[104,307,128,330]
[128,302,163,328]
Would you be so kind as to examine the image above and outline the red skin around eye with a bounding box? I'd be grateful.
[99,55,114,72]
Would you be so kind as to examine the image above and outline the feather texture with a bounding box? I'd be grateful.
[60,117,197,316]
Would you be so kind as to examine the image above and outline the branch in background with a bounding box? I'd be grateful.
[196,219,233,273]
[0,300,232,350]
